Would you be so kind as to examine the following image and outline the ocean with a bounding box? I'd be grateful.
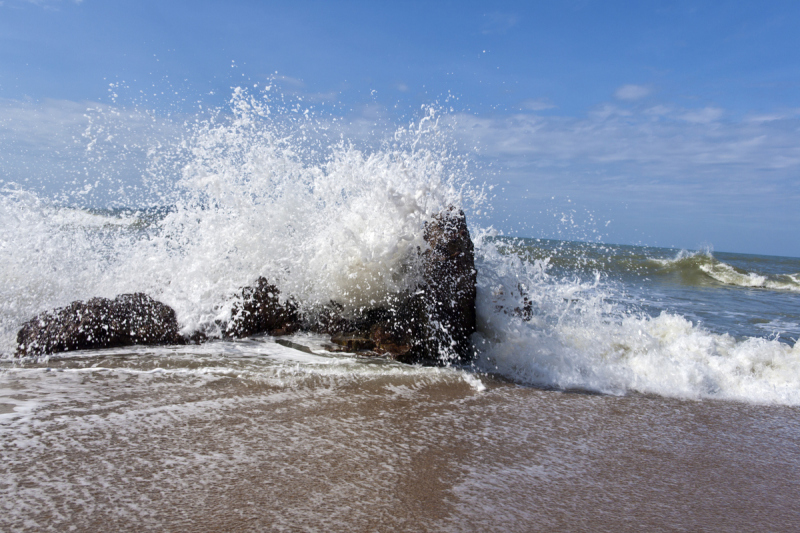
[2,92,799,531]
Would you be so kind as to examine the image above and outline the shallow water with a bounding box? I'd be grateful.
[2,340,799,532]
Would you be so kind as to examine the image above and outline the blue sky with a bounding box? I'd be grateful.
[1,0,799,256]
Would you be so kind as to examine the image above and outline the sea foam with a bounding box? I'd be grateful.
[2,87,799,405]
[0,89,483,350]
[473,237,800,404]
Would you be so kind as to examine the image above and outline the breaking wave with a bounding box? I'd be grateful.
[649,250,800,292]
[473,238,800,405]
[2,87,799,405]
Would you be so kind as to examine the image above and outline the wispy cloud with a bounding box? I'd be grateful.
[0,98,181,204]
[272,75,305,89]
[447,100,800,253]
[520,98,556,111]
[679,106,723,123]
[614,84,651,101]
[459,108,797,165]
[481,12,519,35]
[447,101,800,200]
[263,75,341,104]
[744,109,800,123]
[2,0,82,8]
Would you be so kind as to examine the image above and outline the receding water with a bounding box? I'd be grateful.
[2,341,799,532]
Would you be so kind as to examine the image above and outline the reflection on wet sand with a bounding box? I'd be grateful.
[2,349,799,531]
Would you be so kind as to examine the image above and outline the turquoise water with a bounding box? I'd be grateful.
[501,237,800,346]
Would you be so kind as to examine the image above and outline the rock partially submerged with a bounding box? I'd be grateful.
[310,207,477,365]
[15,208,478,365]
[418,206,478,361]
[224,277,300,338]
[16,293,183,357]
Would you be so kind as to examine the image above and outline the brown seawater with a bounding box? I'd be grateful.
[2,340,799,532]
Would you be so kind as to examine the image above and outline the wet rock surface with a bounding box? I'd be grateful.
[16,293,183,357]
[330,333,376,351]
[306,207,477,365]
[224,277,300,338]
[418,207,477,362]
[15,208,477,365]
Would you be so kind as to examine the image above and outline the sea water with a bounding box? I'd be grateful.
[1,89,799,531]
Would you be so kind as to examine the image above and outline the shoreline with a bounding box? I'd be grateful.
[2,351,799,531]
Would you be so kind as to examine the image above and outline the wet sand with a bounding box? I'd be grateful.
[2,356,799,532]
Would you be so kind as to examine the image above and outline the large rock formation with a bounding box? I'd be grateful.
[16,293,183,357]
[312,207,477,365]
[15,208,478,366]
[417,206,478,362]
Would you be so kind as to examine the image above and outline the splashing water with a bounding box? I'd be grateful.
[2,87,799,405]
[1,89,485,347]
[471,236,800,404]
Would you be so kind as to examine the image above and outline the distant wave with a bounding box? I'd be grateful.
[649,251,800,292]
[506,239,800,292]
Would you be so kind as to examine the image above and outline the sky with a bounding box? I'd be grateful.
[1,0,799,257]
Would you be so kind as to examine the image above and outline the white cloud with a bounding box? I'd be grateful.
[679,106,723,123]
[0,98,182,205]
[0,97,178,154]
[614,84,651,101]
[447,102,800,184]
[644,105,672,117]
[520,98,556,111]
[263,75,343,104]
[589,104,631,120]
[273,75,305,88]
[744,109,800,123]
[2,0,80,7]
[746,113,786,123]
[446,102,800,254]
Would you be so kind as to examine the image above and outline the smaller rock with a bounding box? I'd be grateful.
[366,319,414,358]
[225,277,300,338]
[16,293,183,357]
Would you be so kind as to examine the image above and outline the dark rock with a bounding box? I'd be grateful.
[414,206,477,363]
[274,338,315,354]
[184,330,210,344]
[16,293,183,357]
[307,207,477,365]
[14,209,477,366]
[368,321,413,358]
[304,301,350,335]
[224,277,300,338]
[330,333,376,351]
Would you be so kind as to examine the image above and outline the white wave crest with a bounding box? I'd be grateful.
[0,90,484,352]
[474,238,800,405]
[649,249,800,292]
